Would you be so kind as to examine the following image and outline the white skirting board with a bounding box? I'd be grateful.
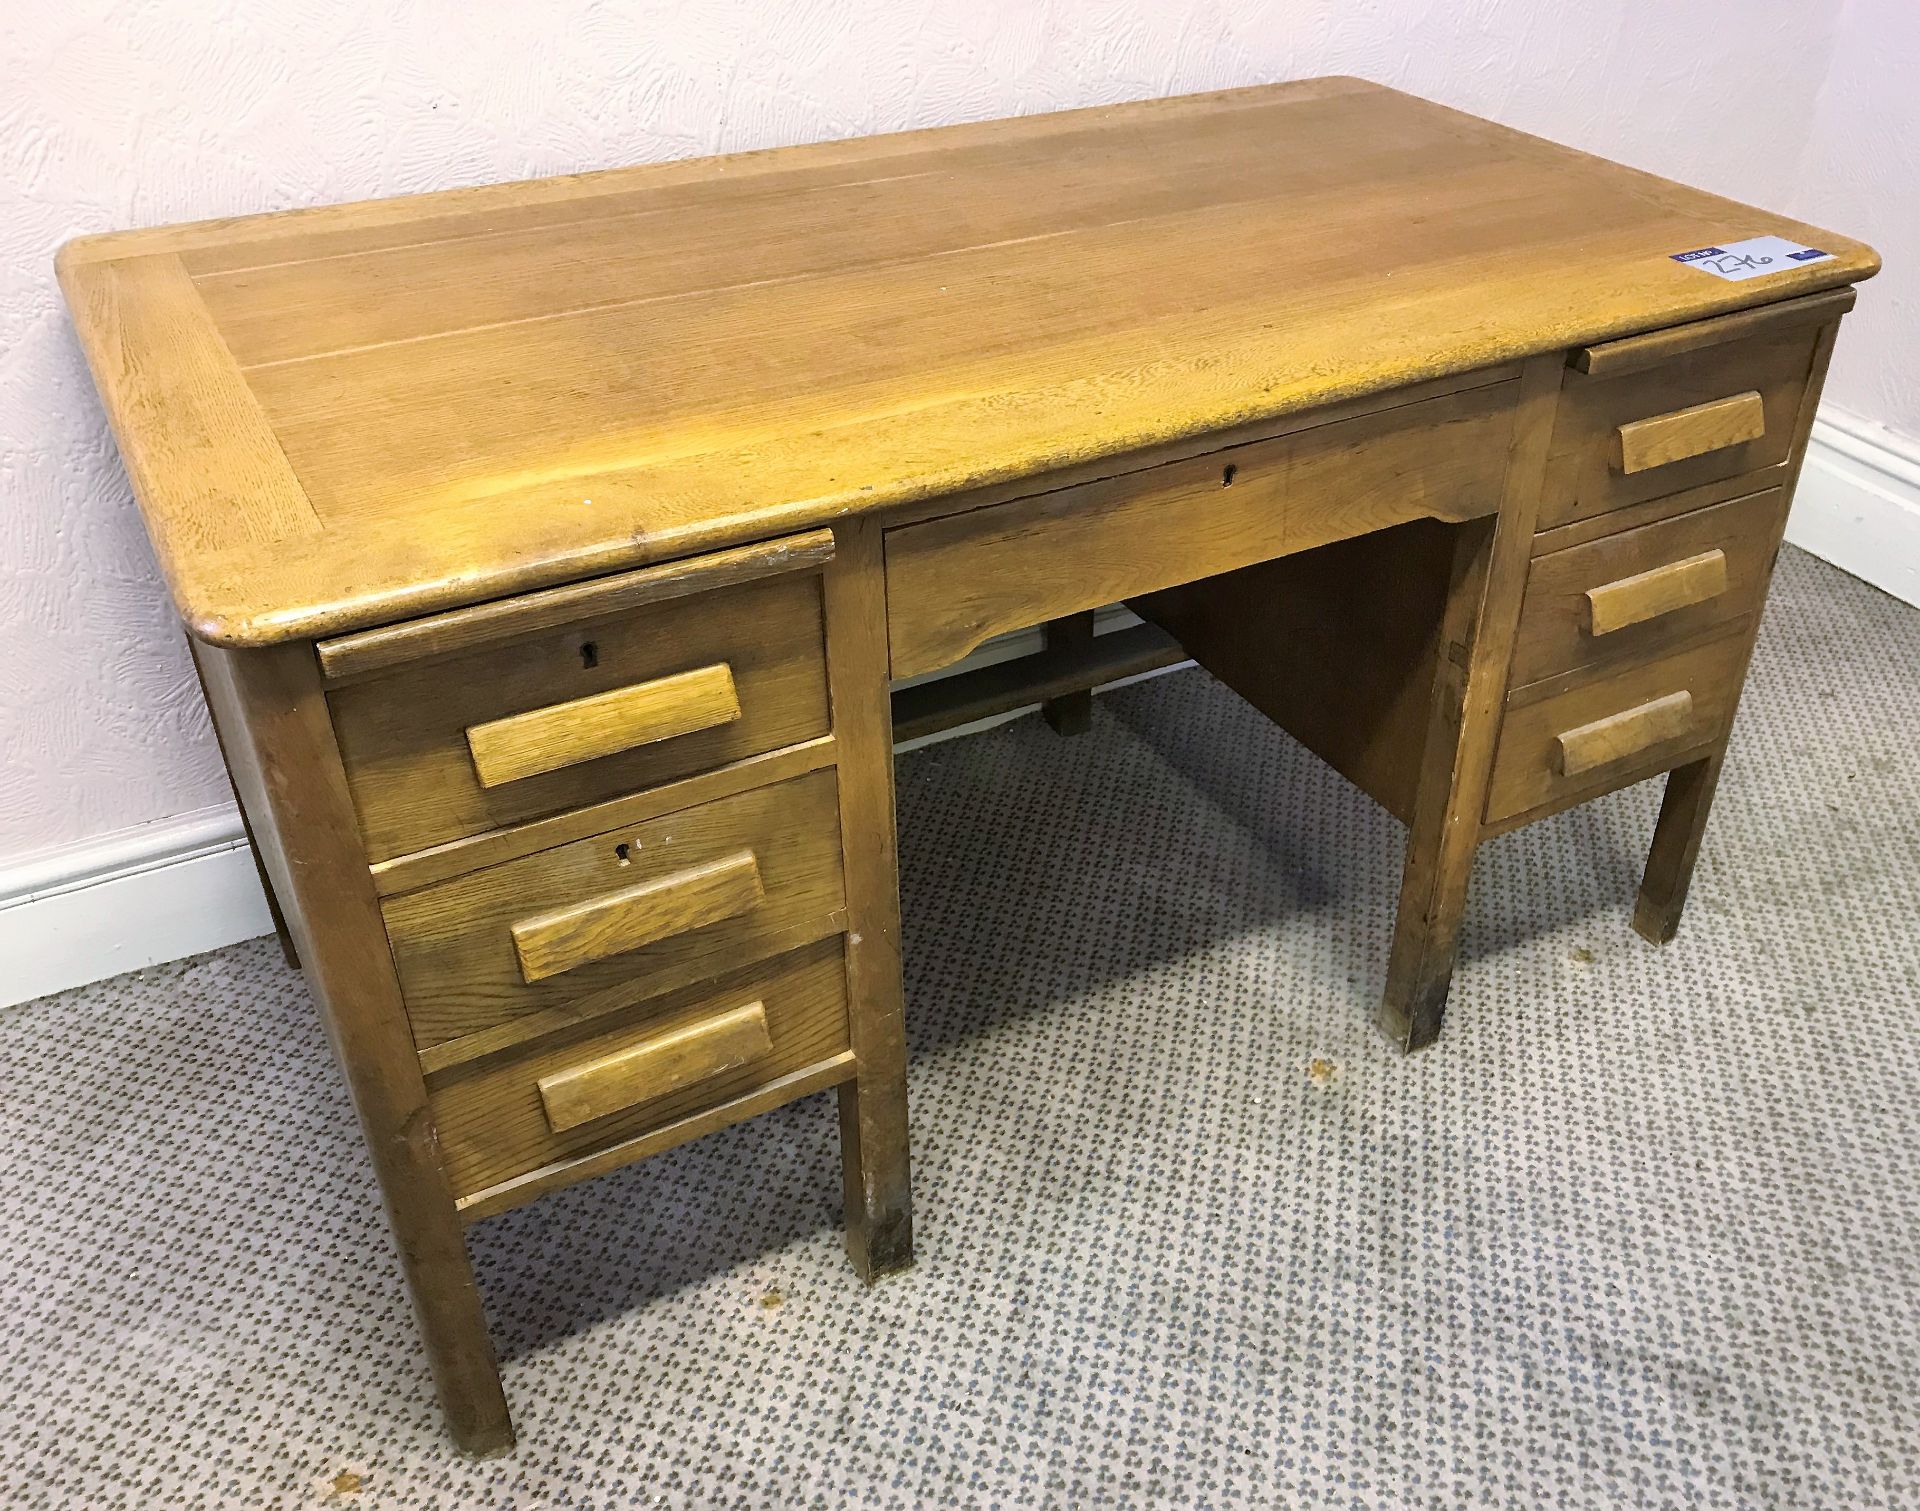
[4,411,1914,1010]
[0,809,274,1009]
[1785,409,1920,610]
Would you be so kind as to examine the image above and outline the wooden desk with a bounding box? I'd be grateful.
[58,77,1876,1452]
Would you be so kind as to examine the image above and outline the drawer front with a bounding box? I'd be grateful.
[330,571,829,862]
[429,936,850,1201]
[1486,632,1750,825]
[1511,487,1785,688]
[885,379,1517,678]
[1541,315,1820,530]
[383,769,846,1054]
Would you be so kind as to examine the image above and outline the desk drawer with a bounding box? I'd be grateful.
[885,380,1516,678]
[382,769,846,1056]
[428,936,850,1202]
[1511,487,1785,688]
[1542,308,1824,531]
[329,570,830,862]
[1486,632,1748,825]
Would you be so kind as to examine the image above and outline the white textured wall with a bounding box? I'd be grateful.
[0,0,1908,861]
[1788,0,1920,443]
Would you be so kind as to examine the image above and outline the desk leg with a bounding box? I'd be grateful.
[235,785,300,971]
[825,520,915,1279]
[1040,612,1096,734]
[1380,355,1562,1051]
[1380,520,1500,1051]
[188,638,300,971]
[1633,748,1725,946]
[192,640,515,1456]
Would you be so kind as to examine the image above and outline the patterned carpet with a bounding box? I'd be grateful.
[3,545,1918,1509]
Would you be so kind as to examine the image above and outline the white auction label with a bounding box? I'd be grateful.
[1670,235,1834,281]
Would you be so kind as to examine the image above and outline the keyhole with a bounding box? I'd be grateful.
[1221,464,1238,487]
[579,641,599,669]
[614,842,631,866]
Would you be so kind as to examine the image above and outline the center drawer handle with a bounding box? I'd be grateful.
[465,662,742,788]
[1554,690,1696,778]
[1614,391,1765,475]
[1585,549,1729,636]
[509,849,766,984]
[536,999,774,1133]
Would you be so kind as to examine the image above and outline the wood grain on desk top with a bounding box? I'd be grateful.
[57,76,1877,647]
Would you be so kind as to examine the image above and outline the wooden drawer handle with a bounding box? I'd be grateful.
[465,662,742,788]
[1555,690,1696,778]
[1614,392,1764,475]
[1585,549,1729,636]
[537,1000,773,1132]
[510,849,765,983]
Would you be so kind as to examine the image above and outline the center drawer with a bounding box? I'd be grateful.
[884,378,1517,678]
[381,769,847,1057]
[328,568,830,862]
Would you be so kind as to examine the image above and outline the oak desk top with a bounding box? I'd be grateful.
[59,75,1876,647]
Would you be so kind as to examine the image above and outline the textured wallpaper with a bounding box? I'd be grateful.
[0,0,1901,860]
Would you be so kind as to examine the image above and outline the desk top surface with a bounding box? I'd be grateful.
[60,76,1876,646]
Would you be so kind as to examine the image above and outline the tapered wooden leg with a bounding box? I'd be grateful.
[190,638,301,971]
[1382,803,1477,1052]
[1380,521,1497,1052]
[1632,752,1725,944]
[838,1076,912,1276]
[192,640,515,1455]
[1378,355,1563,1051]
[1040,611,1096,735]
[823,520,914,1279]
[236,795,300,971]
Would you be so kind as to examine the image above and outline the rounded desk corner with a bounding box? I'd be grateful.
[1818,230,1882,285]
[180,598,276,652]
[54,235,103,282]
